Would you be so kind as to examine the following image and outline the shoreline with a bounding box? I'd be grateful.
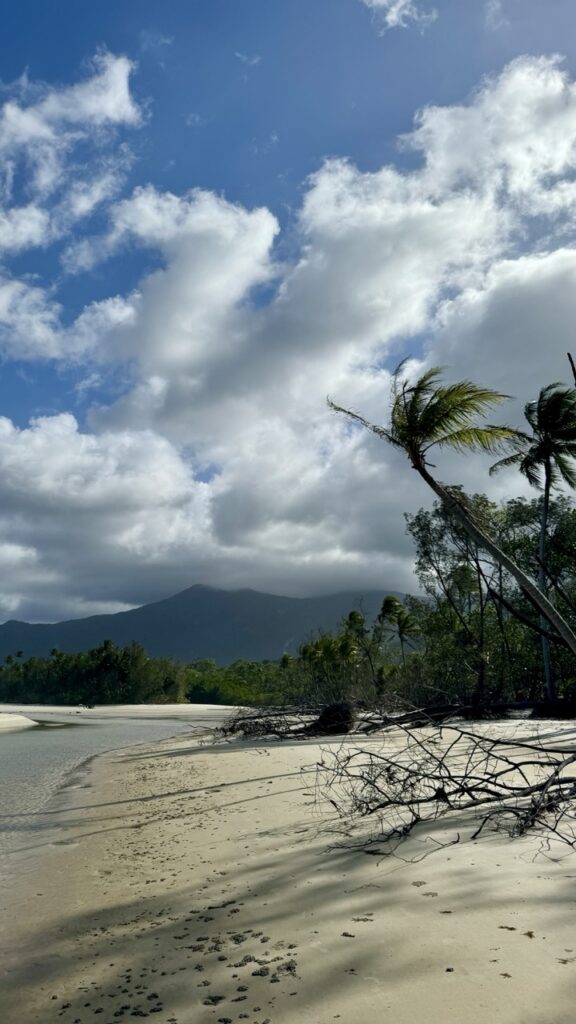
[0,703,234,865]
[2,727,576,1023]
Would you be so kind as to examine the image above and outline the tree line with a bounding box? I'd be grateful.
[0,639,284,706]
[0,640,191,705]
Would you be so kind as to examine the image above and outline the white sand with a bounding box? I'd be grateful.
[0,712,38,731]
[1,723,576,1024]
[0,702,237,720]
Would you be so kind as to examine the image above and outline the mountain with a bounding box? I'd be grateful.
[0,585,402,665]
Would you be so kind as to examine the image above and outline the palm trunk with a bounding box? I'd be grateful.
[474,554,486,704]
[414,460,576,671]
[538,463,555,702]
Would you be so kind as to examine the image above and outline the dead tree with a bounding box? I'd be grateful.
[318,721,576,852]
[220,702,357,740]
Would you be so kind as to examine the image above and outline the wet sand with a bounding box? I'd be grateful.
[2,726,576,1024]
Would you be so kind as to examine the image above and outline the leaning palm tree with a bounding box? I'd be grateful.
[490,384,576,701]
[329,362,576,681]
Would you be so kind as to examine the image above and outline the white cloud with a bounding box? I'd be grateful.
[0,275,139,362]
[0,52,140,263]
[0,412,213,618]
[432,249,576,405]
[361,0,437,31]
[409,56,576,211]
[79,56,576,601]
[65,186,280,370]
[36,52,140,129]
[0,277,62,359]
[0,204,49,253]
[0,52,140,173]
[6,55,576,616]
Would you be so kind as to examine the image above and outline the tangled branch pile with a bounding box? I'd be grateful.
[219,701,357,740]
[319,722,576,851]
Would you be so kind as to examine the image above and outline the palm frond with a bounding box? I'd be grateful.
[489,452,525,476]
[391,361,442,399]
[520,456,543,489]
[327,399,401,447]
[419,384,510,445]
[427,425,515,455]
[555,453,576,489]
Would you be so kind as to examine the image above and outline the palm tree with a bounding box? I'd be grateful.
[490,384,576,701]
[329,362,576,683]
[378,596,420,668]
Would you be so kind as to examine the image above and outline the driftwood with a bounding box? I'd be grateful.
[221,700,576,852]
[318,719,576,853]
[221,699,576,742]
[221,702,357,740]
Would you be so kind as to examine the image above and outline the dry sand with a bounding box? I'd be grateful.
[2,724,576,1024]
[0,713,37,731]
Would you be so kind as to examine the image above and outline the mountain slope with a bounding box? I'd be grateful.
[0,585,401,665]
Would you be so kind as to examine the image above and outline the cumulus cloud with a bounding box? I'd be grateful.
[0,277,62,359]
[87,58,576,431]
[361,0,437,31]
[5,55,576,617]
[0,413,211,619]
[409,56,576,212]
[432,249,576,407]
[0,409,418,621]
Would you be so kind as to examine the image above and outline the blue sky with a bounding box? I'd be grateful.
[2,0,576,620]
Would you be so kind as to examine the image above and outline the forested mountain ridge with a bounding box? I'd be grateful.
[0,584,400,665]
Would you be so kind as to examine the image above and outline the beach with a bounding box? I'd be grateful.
[2,722,576,1024]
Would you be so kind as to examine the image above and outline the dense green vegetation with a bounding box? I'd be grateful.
[0,641,191,705]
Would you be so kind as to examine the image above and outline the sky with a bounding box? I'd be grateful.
[2,0,576,621]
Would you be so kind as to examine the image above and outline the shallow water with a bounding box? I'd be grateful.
[0,709,224,860]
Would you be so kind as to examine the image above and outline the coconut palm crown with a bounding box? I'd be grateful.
[490,383,576,489]
[329,360,515,471]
